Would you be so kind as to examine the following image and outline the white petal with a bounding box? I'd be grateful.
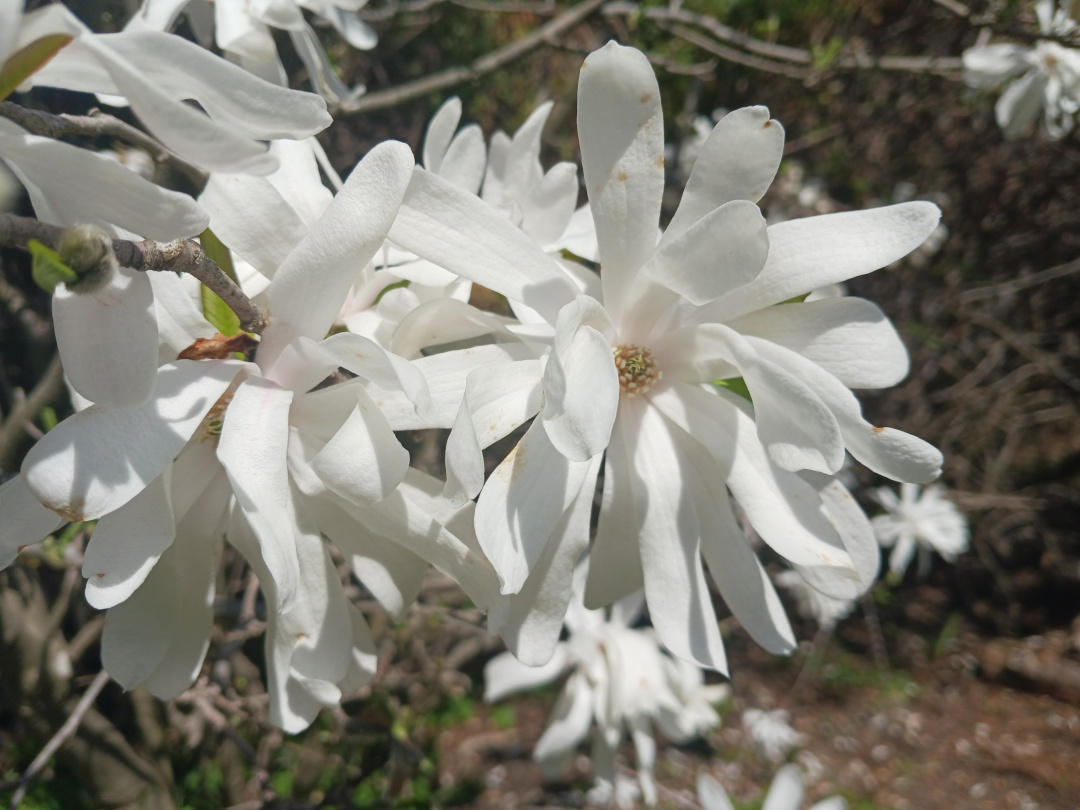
[503,101,551,199]
[439,124,487,195]
[629,715,658,806]
[310,389,410,505]
[646,199,768,305]
[578,41,665,323]
[996,69,1046,140]
[521,162,579,248]
[728,297,909,389]
[216,376,300,608]
[487,454,601,666]
[0,118,208,239]
[318,497,427,620]
[665,105,784,242]
[705,202,942,321]
[423,97,462,174]
[443,358,543,505]
[83,469,175,609]
[696,773,735,810]
[0,476,65,569]
[389,167,578,324]
[799,474,880,594]
[319,7,377,50]
[744,337,942,483]
[199,173,308,278]
[632,401,728,672]
[258,141,415,368]
[584,414,644,608]
[0,0,20,63]
[648,385,857,576]
[533,672,594,765]
[390,298,516,360]
[556,203,600,262]
[762,765,804,810]
[483,646,568,703]
[475,418,594,594]
[962,43,1030,89]
[337,603,378,694]
[54,267,158,409]
[148,272,215,362]
[22,359,245,521]
[542,296,619,461]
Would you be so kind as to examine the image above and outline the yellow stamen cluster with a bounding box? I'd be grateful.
[200,391,235,444]
[613,344,661,398]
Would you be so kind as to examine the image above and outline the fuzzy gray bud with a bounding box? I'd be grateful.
[58,225,118,294]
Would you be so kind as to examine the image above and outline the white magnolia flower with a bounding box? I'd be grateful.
[870,483,969,577]
[484,570,726,807]
[1,142,501,731]
[126,0,373,102]
[963,0,1080,139]
[775,569,855,632]
[387,42,942,671]
[697,764,846,810]
[742,708,804,764]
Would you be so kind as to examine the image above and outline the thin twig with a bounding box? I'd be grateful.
[0,213,266,333]
[958,256,1080,302]
[339,0,607,114]
[665,23,810,79]
[6,670,110,809]
[0,102,208,191]
[0,354,64,472]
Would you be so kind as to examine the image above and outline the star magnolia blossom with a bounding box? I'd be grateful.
[0,142,501,731]
[963,0,1080,139]
[126,0,373,102]
[743,708,804,763]
[774,569,855,632]
[697,765,846,810]
[484,572,727,807]
[387,41,943,671]
[869,483,969,577]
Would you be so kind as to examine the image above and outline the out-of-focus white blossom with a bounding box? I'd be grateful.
[963,0,1080,139]
[870,483,969,577]
[775,570,855,632]
[697,764,846,810]
[743,708,804,763]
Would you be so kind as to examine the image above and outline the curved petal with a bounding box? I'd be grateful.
[542,297,619,462]
[996,69,1046,140]
[696,773,735,810]
[503,101,551,200]
[483,646,569,703]
[258,141,415,368]
[54,267,158,409]
[664,105,784,242]
[797,473,880,595]
[22,359,246,521]
[390,298,516,360]
[704,202,942,322]
[533,672,594,765]
[0,475,65,570]
[762,765,804,810]
[578,41,665,323]
[440,124,487,195]
[522,162,579,248]
[487,454,601,666]
[83,469,175,609]
[646,199,768,305]
[728,297,910,389]
[423,96,462,174]
[475,418,595,594]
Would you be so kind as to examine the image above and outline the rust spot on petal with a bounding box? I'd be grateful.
[872,426,885,433]
[16,545,27,553]
[655,155,665,168]
[616,171,628,182]
[639,92,652,104]
[296,633,307,641]
[95,573,105,578]
[178,333,258,361]
[53,501,86,523]
[763,120,773,128]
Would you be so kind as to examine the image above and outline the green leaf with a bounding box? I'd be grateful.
[0,34,74,101]
[28,239,77,293]
[374,278,410,305]
[779,292,810,304]
[714,376,752,402]
[39,406,58,432]
[198,228,242,336]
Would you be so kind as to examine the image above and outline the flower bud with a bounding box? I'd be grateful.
[58,224,118,294]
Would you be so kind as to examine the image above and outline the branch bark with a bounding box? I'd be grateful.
[0,213,266,334]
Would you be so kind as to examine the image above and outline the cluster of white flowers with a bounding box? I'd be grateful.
[963,0,1080,139]
[1,16,953,750]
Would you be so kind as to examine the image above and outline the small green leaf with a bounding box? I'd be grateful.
[373,278,411,305]
[198,228,242,336]
[779,292,810,304]
[0,34,74,101]
[28,239,77,293]
[39,406,58,432]
[715,376,752,402]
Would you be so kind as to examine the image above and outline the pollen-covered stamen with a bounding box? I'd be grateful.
[200,390,235,444]
[613,344,662,398]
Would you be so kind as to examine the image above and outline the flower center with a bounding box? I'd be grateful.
[613,344,661,398]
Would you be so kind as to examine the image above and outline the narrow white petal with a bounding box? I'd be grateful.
[762,765,804,810]
[83,469,175,609]
[422,97,462,174]
[483,646,569,703]
[729,297,910,389]
[578,41,665,323]
[54,267,158,408]
[705,202,942,321]
[0,476,65,569]
[148,272,215,362]
[996,69,1046,139]
[487,454,601,666]
[216,376,300,608]
[521,162,579,248]
[23,359,245,521]
[475,418,594,594]
[696,773,735,810]
[798,473,880,595]
[259,141,415,368]
[390,298,516,360]
[646,199,768,305]
[664,105,784,242]
[533,673,594,765]
[337,603,378,694]
[389,168,578,323]
[439,124,486,195]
